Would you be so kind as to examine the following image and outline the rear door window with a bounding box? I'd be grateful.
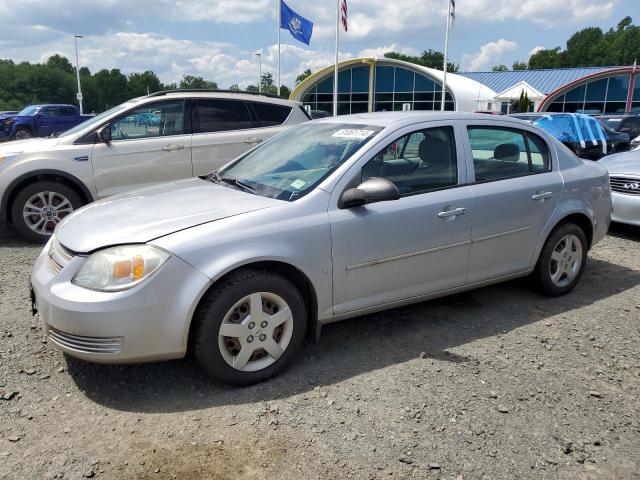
[250,102,292,127]
[194,99,253,133]
[468,127,550,182]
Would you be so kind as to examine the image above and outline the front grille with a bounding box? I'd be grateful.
[47,326,123,354]
[610,176,640,195]
[47,239,75,274]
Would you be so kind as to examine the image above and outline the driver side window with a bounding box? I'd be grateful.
[361,126,457,195]
[110,101,184,141]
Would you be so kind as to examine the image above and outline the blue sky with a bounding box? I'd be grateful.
[0,0,636,88]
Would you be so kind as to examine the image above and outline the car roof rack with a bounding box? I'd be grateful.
[146,89,285,100]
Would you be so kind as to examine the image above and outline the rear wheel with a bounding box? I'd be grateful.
[192,269,307,386]
[13,127,32,140]
[11,181,84,243]
[534,223,588,296]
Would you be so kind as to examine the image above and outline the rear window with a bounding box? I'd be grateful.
[250,102,292,127]
[194,99,253,133]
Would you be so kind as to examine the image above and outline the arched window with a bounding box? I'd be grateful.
[545,75,630,114]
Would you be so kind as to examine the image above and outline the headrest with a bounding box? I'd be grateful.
[418,136,450,166]
[494,143,520,162]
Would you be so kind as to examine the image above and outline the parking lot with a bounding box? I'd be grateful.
[1,225,639,480]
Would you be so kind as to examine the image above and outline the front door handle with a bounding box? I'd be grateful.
[244,137,264,145]
[438,207,467,218]
[531,191,553,201]
[162,144,185,152]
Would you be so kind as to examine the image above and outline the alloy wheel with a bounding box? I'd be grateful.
[22,191,74,236]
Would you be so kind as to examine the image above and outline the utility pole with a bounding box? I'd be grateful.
[74,35,84,115]
[254,51,263,94]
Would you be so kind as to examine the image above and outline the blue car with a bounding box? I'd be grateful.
[0,104,93,142]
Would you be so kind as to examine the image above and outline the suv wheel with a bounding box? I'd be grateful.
[11,181,84,243]
[13,128,32,140]
[192,269,307,386]
[534,223,588,296]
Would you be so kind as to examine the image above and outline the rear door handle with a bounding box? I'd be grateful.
[162,144,185,152]
[244,137,264,145]
[531,191,553,201]
[438,207,467,218]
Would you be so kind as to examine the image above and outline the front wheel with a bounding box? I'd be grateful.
[11,181,84,243]
[192,269,307,386]
[13,127,33,140]
[534,223,588,296]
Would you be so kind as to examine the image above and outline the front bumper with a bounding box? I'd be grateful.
[611,191,640,226]
[30,240,211,363]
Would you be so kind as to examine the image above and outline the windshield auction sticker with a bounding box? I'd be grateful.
[332,129,375,139]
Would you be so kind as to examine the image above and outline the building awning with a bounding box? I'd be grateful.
[494,81,544,101]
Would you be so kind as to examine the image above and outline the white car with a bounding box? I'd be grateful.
[0,91,309,242]
[600,150,640,226]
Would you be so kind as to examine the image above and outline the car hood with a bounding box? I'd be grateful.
[599,150,640,175]
[0,136,60,153]
[56,178,284,253]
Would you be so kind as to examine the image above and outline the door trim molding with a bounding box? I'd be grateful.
[345,240,471,271]
[472,226,531,244]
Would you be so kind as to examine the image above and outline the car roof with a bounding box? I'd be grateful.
[140,90,302,107]
[311,111,536,128]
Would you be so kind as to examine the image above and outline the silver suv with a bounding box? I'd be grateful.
[0,90,309,242]
[30,112,612,386]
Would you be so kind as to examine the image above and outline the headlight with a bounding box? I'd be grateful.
[0,152,21,165]
[72,245,170,292]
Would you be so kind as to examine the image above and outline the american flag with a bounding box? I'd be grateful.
[341,0,348,32]
[450,0,455,25]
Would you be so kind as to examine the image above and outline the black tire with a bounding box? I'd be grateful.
[192,268,307,386]
[11,181,84,243]
[534,222,588,297]
[13,127,32,140]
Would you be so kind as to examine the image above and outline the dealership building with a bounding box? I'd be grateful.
[290,57,640,115]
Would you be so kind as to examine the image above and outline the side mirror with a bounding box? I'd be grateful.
[97,125,112,143]
[339,177,400,209]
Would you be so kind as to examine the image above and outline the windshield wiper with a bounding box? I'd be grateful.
[209,172,256,194]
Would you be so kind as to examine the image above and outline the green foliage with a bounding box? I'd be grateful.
[528,16,640,69]
[179,75,217,89]
[0,55,220,112]
[295,69,312,84]
[512,61,528,70]
[228,84,240,91]
[492,65,508,71]
[518,90,532,112]
[384,49,459,72]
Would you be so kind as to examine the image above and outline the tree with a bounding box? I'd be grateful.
[384,49,459,72]
[295,69,312,84]
[47,54,75,74]
[128,71,162,97]
[279,85,291,99]
[518,90,532,112]
[246,84,259,93]
[179,75,217,89]
[229,84,240,91]
[512,61,528,70]
[528,47,564,69]
[492,65,508,71]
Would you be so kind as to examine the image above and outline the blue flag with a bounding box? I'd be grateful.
[280,0,313,45]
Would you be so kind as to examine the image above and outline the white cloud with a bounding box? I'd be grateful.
[462,39,517,71]
[462,0,618,26]
[529,45,546,57]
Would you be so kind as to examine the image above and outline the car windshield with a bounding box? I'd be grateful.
[57,103,132,138]
[18,106,39,116]
[217,122,383,201]
[599,117,622,130]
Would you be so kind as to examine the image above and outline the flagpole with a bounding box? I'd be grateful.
[333,0,340,117]
[440,0,451,111]
[277,0,281,96]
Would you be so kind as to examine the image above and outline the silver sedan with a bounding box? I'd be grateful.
[31,112,612,385]
[600,150,640,226]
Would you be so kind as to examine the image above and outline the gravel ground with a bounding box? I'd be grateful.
[1,225,639,480]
